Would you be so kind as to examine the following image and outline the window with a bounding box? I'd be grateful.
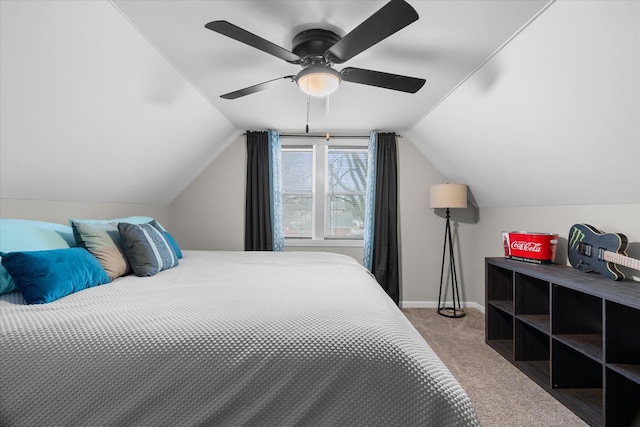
[282,139,368,245]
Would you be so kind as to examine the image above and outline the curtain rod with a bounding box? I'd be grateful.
[242,133,403,139]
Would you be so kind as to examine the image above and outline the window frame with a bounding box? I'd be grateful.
[281,138,368,247]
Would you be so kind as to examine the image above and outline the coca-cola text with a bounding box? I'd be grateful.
[511,241,542,253]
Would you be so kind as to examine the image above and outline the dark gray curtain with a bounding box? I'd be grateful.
[371,132,399,304]
[244,131,273,251]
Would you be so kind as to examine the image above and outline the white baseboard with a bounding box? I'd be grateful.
[400,301,485,313]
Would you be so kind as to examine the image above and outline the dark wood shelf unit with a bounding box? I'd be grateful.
[517,314,550,334]
[485,257,640,427]
[514,359,550,388]
[488,300,514,314]
[515,319,549,361]
[605,369,640,426]
[553,388,604,427]
[606,363,640,384]
[488,339,513,360]
[553,334,603,363]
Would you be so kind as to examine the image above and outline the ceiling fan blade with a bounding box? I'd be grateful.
[220,76,296,99]
[340,67,425,93]
[326,0,418,63]
[205,21,301,64]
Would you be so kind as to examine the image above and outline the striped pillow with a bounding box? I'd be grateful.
[118,222,179,277]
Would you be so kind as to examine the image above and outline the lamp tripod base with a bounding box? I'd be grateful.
[437,208,466,319]
[437,307,466,318]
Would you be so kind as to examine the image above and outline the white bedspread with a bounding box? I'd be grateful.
[0,250,479,426]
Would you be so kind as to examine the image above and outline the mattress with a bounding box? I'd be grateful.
[0,250,479,426]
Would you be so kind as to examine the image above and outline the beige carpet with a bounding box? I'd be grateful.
[402,308,588,427]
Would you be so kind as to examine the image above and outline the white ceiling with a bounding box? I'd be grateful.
[1,1,637,208]
[111,0,551,133]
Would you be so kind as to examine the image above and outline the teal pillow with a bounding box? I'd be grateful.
[0,268,14,295]
[68,216,156,227]
[0,248,111,304]
[162,230,183,259]
[118,222,179,277]
[150,219,182,259]
[0,219,76,295]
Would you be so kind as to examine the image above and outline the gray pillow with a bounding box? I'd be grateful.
[118,222,179,277]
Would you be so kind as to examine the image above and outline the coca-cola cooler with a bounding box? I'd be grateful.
[502,231,559,264]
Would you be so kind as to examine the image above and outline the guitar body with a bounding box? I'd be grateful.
[568,223,628,281]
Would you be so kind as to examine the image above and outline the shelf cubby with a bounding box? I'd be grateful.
[605,368,640,426]
[486,265,513,305]
[606,300,640,369]
[515,319,549,361]
[486,304,513,360]
[515,272,550,335]
[552,285,602,336]
[552,339,602,389]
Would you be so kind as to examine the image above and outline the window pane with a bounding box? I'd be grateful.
[282,149,313,237]
[326,149,368,238]
[283,194,312,237]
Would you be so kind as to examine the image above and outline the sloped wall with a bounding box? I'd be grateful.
[407,0,639,208]
[0,0,238,205]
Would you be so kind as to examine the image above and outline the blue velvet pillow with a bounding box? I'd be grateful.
[0,219,76,295]
[118,222,179,277]
[0,248,111,304]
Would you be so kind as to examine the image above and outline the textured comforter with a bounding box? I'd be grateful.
[0,250,479,426]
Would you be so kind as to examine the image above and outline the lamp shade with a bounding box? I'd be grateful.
[430,183,468,209]
[296,65,341,97]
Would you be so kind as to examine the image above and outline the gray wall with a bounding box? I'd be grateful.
[474,205,640,297]
[168,134,480,308]
[168,135,640,308]
[0,199,169,226]
[2,151,638,309]
[168,134,246,252]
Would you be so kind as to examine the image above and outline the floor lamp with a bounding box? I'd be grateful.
[430,183,468,318]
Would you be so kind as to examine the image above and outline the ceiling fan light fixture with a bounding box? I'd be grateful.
[296,65,341,97]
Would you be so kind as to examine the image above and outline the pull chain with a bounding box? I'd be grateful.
[305,95,310,133]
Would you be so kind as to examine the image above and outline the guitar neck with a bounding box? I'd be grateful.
[604,250,640,271]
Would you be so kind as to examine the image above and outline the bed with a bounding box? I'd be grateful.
[0,219,479,426]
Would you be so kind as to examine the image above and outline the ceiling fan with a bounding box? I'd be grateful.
[205,0,426,99]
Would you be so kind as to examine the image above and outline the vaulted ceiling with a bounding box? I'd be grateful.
[1,1,638,207]
[110,0,550,132]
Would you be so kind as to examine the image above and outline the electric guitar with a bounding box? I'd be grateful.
[568,223,640,281]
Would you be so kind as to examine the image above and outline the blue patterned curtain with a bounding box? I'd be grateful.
[268,130,284,252]
[362,131,378,270]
